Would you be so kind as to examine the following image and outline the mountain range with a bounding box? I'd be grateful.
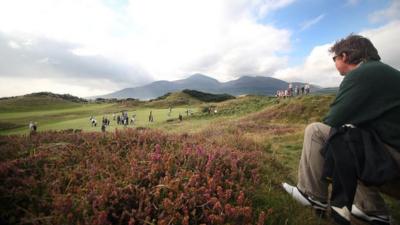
[96,74,322,100]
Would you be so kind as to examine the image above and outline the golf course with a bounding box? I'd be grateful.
[1,92,399,225]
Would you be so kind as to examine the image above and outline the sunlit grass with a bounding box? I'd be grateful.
[1,106,199,135]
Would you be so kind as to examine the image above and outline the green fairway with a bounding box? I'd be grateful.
[0,105,198,135]
[0,103,113,135]
[37,107,198,133]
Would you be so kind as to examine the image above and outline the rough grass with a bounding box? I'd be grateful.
[250,95,334,124]
[205,95,277,117]
[0,95,82,112]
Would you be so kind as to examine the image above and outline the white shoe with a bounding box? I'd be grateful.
[331,206,351,225]
[351,205,390,225]
[282,183,328,211]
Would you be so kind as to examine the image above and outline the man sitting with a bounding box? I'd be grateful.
[282,34,400,225]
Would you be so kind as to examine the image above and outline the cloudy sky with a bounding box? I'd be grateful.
[0,0,399,97]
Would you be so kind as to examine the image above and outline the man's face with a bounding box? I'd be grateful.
[333,53,349,76]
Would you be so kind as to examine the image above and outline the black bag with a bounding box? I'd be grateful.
[321,126,400,209]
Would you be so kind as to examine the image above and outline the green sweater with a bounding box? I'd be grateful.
[323,60,400,149]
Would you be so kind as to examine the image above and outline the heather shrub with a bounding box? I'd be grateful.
[0,129,270,225]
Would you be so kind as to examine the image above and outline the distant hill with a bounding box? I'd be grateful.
[182,89,235,102]
[24,92,88,103]
[144,90,234,108]
[0,92,87,112]
[145,92,202,108]
[221,76,287,96]
[96,74,322,100]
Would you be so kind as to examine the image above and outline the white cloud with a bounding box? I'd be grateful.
[179,20,291,81]
[369,0,400,23]
[122,0,293,81]
[0,32,152,98]
[360,20,400,69]
[300,14,325,31]
[0,77,120,98]
[8,40,20,49]
[273,44,341,87]
[0,0,296,97]
[257,0,296,17]
[0,0,117,46]
[37,57,50,64]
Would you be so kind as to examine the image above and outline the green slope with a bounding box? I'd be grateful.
[145,92,204,108]
[0,93,85,112]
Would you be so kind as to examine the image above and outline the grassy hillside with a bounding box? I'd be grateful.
[182,89,235,102]
[0,92,86,112]
[250,95,334,123]
[145,92,204,108]
[146,90,235,108]
[200,95,277,117]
